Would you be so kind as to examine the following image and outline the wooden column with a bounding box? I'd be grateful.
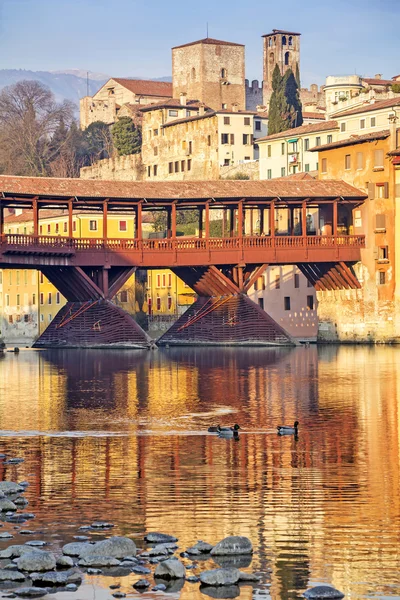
[229,207,235,237]
[0,204,3,236]
[270,201,275,238]
[33,199,39,237]
[205,202,210,239]
[136,202,142,240]
[238,200,244,238]
[166,207,172,238]
[102,268,109,298]
[199,208,203,239]
[171,202,177,238]
[68,199,73,238]
[259,207,264,235]
[333,199,338,236]
[302,200,307,238]
[103,200,108,241]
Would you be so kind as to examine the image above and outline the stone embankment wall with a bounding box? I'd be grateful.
[80,154,144,181]
[219,161,260,180]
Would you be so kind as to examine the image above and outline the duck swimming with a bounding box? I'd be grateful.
[277,421,299,435]
[208,424,240,433]
[207,425,221,432]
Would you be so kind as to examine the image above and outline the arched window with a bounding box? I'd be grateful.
[167,294,172,311]
[268,38,272,47]
[156,295,161,311]
[269,52,275,64]
[285,52,290,66]
[288,36,293,46]
[191,67,196,81]
[282,35,287,45]
[220,68,227,78]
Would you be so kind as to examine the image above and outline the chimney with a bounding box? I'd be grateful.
[232,103,239,113]
[375,74,382,80]
[198,103,205,116]
[180,92,187,106]
[389,113,398,151]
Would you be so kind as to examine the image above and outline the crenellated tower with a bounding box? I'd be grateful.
[262,29,301,107]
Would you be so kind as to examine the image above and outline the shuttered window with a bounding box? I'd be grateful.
[375,214,386,230]
[374,149,384,168]
[356,152,363,170]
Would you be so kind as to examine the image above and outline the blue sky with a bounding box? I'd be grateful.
[0,0,399,87]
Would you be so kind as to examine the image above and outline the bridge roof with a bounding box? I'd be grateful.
[0,175,366,203]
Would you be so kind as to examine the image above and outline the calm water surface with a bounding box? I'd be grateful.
[0,346,399,600]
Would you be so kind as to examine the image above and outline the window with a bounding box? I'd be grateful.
[290,141,298,152]
[375,214,386,231]
[222,103,227,109]
[307,279,313,288]
[244,117,251,126]
[221,133,229,144]
[6,294,10,306]
[120,290,128,303]
[327,135,333,144]
[24,314,29,323]
[230,133,235,145]
[156,274,161,288]
[147,166,151,177]
[167,295,172,310]
[48,314,52,322]
[284,297,291,311]
[345,154,351,170]
[32,294,36,305]
[153,165,158,176]
[371,117,376,127]
[221,68,227,78]
[281,167,286,177]
[255,121,261,131]
[284,51,289,66]
[243,134,250,145]
[376,182,389,198]
[289,36,293,46]
[224,116,230,125]
[8,315,13,324]
[181,160,185,171]
[282,35,287,45]
[63,222,67,233]
[154,147,158,156]
[281,142,285,155]
[40,225,43,234]
[275,275,280,289]
[24,270,28,285]
[304,139,309,151]
[356,152,364,170]
[16,294,20,307]
[322,158,327,173]
[154,129,159,136]
[48,292,52,305]
[258,298,264,310]
[162,274,166,288]
[119,220,127,232]
[294,273,300,288]
[168,273,172,287]
[378,271,386,285]
[189,141,192,154]
[73,221,77,232]
[267,145,272,157]
[16,271,20,285]
[40,272,44,284]
[360,119,366,129]
[307,295,314,310]
[207,135,211,146]
[47,224,51,234]
[267,169,272,179]
[40,293,44,305]
[89,220,97,231]
[169,110,178,117]
[156,295,161,310]
[169,162,173,174]
[378,246,388,261]
[187,159,192,171]
[175,161,179,173]
[374,149,384,168]
[55,223,59,234]
[56,292,61,304]
[305,164,310,172]
[340,122,346,132]
[315,136,321,146]
[224,158,230,166]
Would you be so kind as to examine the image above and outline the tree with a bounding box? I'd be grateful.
[0,80,74,176]
[111,117,142,156]
[268,66,303,134]
[83,121,113,163]
[49,121,87,178]
[295,63,301,88]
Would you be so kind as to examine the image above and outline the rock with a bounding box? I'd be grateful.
[210,536,253,556]
[30,571,82,587]
[152,584,167,591]
[19,531,34,536]
[154,558,186,579]
[16,551,56,572]
[84,536,136,559]
[86,568,102,575]
[186,576,200,583]
[3,565,19,571]
[6,516,27,524]
[112,593,126,598]
[2,595,16,599]
[65,584,77,592]
[18,483,29,489]
[90,522,113,529]
[303,586,345,599]
[0,532,14,539]
[186,564,196,570]
[237,571,261,582]
[212,554,252,569]
[78,556,121,568]
[73,536,89,541]
[131,565,151,575]
[15,514,34,521]
[145,532,178,544]
[56,556,74,568]
[153,578,185,593]
[78,526,91,531]
[14,499,29,507]
[121,556,138,564]
[200,584,240,599]
[199,568,241,586]
[0,546,34,559]
[132,580,150,589]
[5,459,24,465]
[62,542,92,557]
[25,542,46,548]
[141,545,169,558]
[186,540,214,555]
[109,585,120,590]
[0,499,17,512]
[14,589,47,598]
[0,454,6,459]
[0,569,25,581]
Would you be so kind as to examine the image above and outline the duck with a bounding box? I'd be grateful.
[207,425,221,432]
[277,421,299,435]
[208,424,240,433]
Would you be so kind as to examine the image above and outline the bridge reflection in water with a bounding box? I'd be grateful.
[0,346,399,599]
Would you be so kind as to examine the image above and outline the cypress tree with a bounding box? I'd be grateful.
[268,66,303,134]
[267,65,284,135]
[111,117,142,156]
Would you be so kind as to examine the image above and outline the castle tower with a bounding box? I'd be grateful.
[262,29,301,106]
[172,38,246,111]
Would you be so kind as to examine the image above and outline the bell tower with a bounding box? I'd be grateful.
[262,29,301,107]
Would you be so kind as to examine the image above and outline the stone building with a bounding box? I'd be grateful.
[311,121,400,342]
[80,78,173,129]
[262,29,301,107]
[172,38,246,111]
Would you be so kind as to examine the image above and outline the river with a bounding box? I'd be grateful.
[0,346,399,599]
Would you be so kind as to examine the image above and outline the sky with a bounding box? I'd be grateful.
[0,0,399,87]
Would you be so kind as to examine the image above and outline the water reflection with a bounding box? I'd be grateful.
[0,346,399,599]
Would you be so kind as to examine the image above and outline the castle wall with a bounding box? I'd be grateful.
[245,80,264,111]
[80,154,144,181]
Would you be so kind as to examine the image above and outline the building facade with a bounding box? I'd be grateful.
[262,29,301,106]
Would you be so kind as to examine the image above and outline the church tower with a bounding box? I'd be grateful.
[262,29,301,107]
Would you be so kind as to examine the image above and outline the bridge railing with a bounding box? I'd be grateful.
[0,233,366,252]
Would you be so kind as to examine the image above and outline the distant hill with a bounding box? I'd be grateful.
[0,70,172,112]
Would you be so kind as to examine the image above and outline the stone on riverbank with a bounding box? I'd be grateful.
[0,499,17,512]
[186,540,214,555]
[14,589,47,598]
[199,567,260,586]
[200,584,240,598]
[90,522,114,529]
[62,542,92,557]
[83,536,136,559]
[0,532,14,539]
[56,556,74,569]
[210,536,253,556]
[0,546,35,559]
[0,569,25,581]
[131,565,151,575]
[144,532,178,544]
[30,570,82,587]
[16,551,56,572]
[78,556,120,568]
[132,579,150,589]
[154,558,186,579]
[303,586,345,599]
[0,483,24,496]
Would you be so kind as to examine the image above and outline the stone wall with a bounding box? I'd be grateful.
[80,154,144,181]
[220,161,260,180]
[245,80,264,111]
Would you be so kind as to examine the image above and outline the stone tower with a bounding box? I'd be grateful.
[262,29,301,106]
[172,38,246,111]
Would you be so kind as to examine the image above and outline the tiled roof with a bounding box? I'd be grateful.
[309,128,399,152]
[303,112,325,120]
[172,37,244,49]
[140,99,204,112]
[217,109,268,117]
[276,172,317,181]
[262,29,301,37]
[111,78,173,98]
[162,111,217,128]
[362,78,394,86]
[334,97,400,117]
[0,175,367,201]
[256,120,338,143]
